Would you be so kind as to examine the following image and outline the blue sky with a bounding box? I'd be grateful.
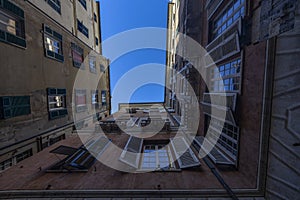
[98,0,169,113]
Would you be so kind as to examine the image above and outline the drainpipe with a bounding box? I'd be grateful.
[203,157,239,200]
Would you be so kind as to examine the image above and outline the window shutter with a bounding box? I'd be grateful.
[44,25,53,36]
[0,30,5,41]
[119,136,143,168]
[170,137,201,169]
[193,136,234,165]
[0,96,30,119]
[6,32,26,47]
[85,136,111,157]
[53,31,62,41]
[57,88,66,95]
[2,0,24,19]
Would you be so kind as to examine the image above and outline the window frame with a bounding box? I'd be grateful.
[71,42,84,68]
[47,88,68,120]
[89,56,97,73]
[210,57,242,93]
[209,0,245,41]
[207,116,240,162]
[140,144,175,170]
[0,96,31,119]
[0,0,26,48]
[45,0,61,14]
[43,24,64,62]
[77,19,89,38]
[75,89,87,112]
[101,90,107,106]
[91,90,99,108]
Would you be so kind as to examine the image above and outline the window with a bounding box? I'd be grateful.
[16,149,32,163]
[210,0,245,40]
[0,149,33,171]
[43,24,64,62]
[71,42,83,68]
[141,144,175,170]
[100,64,105,72]
[89,57,96,73]
[210,58,241,92]
[0,158,13,171]
[93,13,97,22]
[0,96,31,119]
[0,0,26,47]
[207,117,239,161]
[95,37,99,46]
[78,0,86,10]
[46,0,61,14]
[91,90,99,107]
[75,89,87,112]
[101,90,107,106]
[47,88,67,120]
[77,19,89,38]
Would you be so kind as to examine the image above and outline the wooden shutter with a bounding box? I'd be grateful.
[193,136,234,165]
[0,96,30,119]
[119,136,143,168]
[170,137,200,169]
[85,136,111,158]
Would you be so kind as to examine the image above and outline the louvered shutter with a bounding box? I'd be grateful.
[0,96,30,119]
[119,136,143,168]
[170,137,200,169]
[193,136,233,165]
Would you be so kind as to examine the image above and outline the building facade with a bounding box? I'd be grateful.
[0,0,111,171]
[165,0,299,199]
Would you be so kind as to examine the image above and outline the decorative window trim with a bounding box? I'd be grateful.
[0,0,26,48]
[0,96,31,119]
[47,88,67,120]
[43,24,64,62]
[75,89,87,112]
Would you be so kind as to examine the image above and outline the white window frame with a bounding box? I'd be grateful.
[210,58,241,93]
[210,0,245,40]
[140,144,175,170]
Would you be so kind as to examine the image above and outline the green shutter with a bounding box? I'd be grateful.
[47,88,57,95]
[44,25,53,35]
[0,96,30,119]
[0,29,5,41]
[6,32,26,48]
[54,53,64,62]
[53,31,62,41]
[57,89,66,95]
[2,0,24,19]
